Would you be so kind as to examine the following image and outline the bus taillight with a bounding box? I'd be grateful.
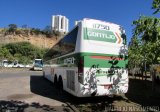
[78,59,84,84]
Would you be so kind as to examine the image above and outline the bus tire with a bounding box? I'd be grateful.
[58,76,63,90]
[54,75,58,87]
[43,71,45,78]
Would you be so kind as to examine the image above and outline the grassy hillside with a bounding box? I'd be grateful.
[0,42,48,64]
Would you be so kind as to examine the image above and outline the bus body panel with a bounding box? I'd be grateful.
[77,55,128,97]
[43,63,79,96]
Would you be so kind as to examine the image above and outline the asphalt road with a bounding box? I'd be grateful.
[0,70,73,112]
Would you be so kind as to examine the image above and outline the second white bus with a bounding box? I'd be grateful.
[33,59,43,71]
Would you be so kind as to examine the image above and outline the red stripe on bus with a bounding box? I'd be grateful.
[91,56,123,60]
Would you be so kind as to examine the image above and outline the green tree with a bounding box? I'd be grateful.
[8,24,17,34]
[0,47,13,59]
[129,3,160,80]
[152,0,160,14]
[128,37,143,69]
[132,16,160,64]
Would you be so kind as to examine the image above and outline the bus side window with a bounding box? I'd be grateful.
[44,26,78,61]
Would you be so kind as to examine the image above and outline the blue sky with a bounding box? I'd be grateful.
[0,0,159,42]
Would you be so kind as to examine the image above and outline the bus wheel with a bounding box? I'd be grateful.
[54,75,58,87]
[43,71,45,78]
[58,76,63,92]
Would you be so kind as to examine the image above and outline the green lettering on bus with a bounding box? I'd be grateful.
[83,28,117,43]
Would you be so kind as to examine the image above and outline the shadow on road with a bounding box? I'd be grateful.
[30,75,129,111]
[125,77,160,107]
[0,100,68,112]
[30,75,160,111]
[30,75,71,102]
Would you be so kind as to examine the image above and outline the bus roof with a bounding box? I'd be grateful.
[83,18,121,27]
[35,59,42,60]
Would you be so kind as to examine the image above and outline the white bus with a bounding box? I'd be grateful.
[33,59,43,71]
[43,18,128,97]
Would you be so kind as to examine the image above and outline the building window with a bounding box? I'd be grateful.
[61,18,64,30]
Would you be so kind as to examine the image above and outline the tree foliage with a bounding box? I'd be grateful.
[2,24,60,38]
[129,0,160,70]
[152,0,160,14]
[0,42,48,64]
[132,16,160,65]
[128,37,143,69]
[7,24,17,34]
[0,47,12,59]
[133,16,160,42]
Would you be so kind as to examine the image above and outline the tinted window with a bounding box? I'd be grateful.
[35,60,42,65]
[44,26,78,61]
[34,60,43,67]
